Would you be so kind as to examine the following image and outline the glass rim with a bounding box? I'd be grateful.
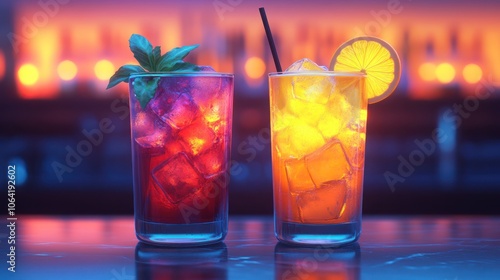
[130,72,234,78]
[269,71,366,77]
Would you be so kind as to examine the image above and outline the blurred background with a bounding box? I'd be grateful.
[1,0,499,215]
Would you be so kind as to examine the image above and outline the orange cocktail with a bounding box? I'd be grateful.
[269,34,401,246]
[269,60,367,246]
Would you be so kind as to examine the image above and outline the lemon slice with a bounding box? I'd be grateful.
[330,36,401,104]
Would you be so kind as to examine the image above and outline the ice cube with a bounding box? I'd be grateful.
[286,58,324,72]
[165,140,185,157]
[163,93,200,129]
[193,141,226,178]
[134,120,172,154]
[272,111,298,133]
[144,180,183,223]
[292,77,333,105]
[207,119,228,139]
[179,120,217,156]
[286,58,333,105]
[133,111,156,137]
[135,130,166,151]
[285,97,327,126]
[203,102,224,124]
[338,128,366,169]
[149,89,181,122]
[152,153,204,203]
[285,158,315,193]
[305,140,350,185]
[191,76,225,123]
[179,173,227,222]
[297,179,348,223]
[149,138,186,168]
[275,119,325,159]
[317,113,343,140]
[316,93,351,140]
[335,76,364,109]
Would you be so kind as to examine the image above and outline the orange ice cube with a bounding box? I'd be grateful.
[285,158,316,193]
[297,179,348,223]
[305,140,350,185]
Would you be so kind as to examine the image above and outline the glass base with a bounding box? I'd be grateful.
[136,218,226,247]
[275,220,360,247]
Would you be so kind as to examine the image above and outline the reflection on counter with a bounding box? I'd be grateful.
[274,243,360,280]
[135,242,228,280]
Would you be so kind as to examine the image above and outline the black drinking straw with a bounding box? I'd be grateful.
[259,7,282,72]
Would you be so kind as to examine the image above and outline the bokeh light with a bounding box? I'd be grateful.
[94,59,115,81]
[18,64,39,86]
[244,57,266,79]
[0,50,5,80]
[418,62,436,81]
[462,63,483,84]
[435,63,455,84]
[57,60,78,81]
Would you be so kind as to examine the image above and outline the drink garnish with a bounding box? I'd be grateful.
[107,34,201,108]
[330,36,401,104]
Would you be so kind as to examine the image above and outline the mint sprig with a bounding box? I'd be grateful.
[107,34,201,108]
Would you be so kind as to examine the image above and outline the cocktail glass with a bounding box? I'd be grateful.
[129,72,233,246]
[269,70,366,246]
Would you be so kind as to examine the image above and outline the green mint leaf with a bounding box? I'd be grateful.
[165,44,199,61]
[129,34,154,71]
[156,44,199,71]
[170,61,200,72]
[151,46,161,71]
[106,65,145,89]
[133,77,160,109]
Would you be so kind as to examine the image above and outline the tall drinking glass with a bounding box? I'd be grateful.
[269,71,366,246]
[129,72,233,246]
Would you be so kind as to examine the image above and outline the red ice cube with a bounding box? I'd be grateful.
[143,180,181,223]
[179,120,217,156]
[148,137,187,168]
[193,141,227,178]
[152,153,204,203]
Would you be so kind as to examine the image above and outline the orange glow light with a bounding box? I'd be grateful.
[418,62,436,81]
[244,57,266,79]
[18,64,39,86]
[94,59,115,81]
[463,63,482,84]
[57,60,78,81]
[435,63,455,84]
[0,50,5,80]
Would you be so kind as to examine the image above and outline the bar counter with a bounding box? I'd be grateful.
[2,215,500,279]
